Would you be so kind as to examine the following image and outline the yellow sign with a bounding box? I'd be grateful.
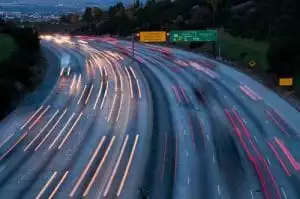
[279,78,293,86]
[249,60,256,67]
[139,31,167,43]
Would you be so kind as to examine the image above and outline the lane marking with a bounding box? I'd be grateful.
[85,84,94,105]
[117,135,140,196]
[20,106,44,130]
[213,155,215,163]
[77,84,87,105]
[35,109,67,151]
[69,136,106,197]
[83,136,116,197]
[58,112,84,150]
[49,171,69,199]
[217,184,221,195]
[187,176,190,185]
[103,135,129,197]
[186,151,189,157]
[28,105,51,130]
[48,112,76,150]
[36,171,57,199]
[24,110,60,151]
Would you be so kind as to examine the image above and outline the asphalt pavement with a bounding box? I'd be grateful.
[0,35,299,199]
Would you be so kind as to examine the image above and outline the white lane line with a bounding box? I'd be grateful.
[117,135,139,196]
[69,136,106,197]
[116,94,123,122]
[125,67,133,99]
[76,74,81,89]
[85,84,94,105]
[187,176,190,185]
[217,185,221,195]
[206,134,210,141]
[103,135,129,197]
[117,66,124,92]
[213,155,215,163]
[0,134,14,149]
[58,112,84,150]
[36,171,57,199]
[49,171,69,199]
[100,81,108,109]
[0,132,28,161]
[48,112,76,150]
[77,84,87,105]
[129,67,141,98]
[250,190,254,199]
[184,130,187,136]
[24,110,60,151]
[281,186,287,199]
[35,109,67,151]
[93,80,103,110]
[83,136,116,197]
[107,94,117,122]
[186,151,189,157]
[20,106,44,130]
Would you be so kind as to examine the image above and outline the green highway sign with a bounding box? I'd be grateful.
[169,30,217,42]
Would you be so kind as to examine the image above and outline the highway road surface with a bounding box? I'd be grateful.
[0,34,300,199]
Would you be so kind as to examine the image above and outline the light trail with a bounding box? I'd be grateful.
[83,136,116,197]
[48,112,76,150]
[85,84,94,105]
[93,81,103,110]
[0,134,14,149]
[107,94,117,122]
[28,105,51,130]
[77,84,87,105]
[36,171,57,199]
[103,135,129,197]
[129,67,141,98]
[100,81,109,109]
[20,106,44,130]
[125,67,133,99]
[0,132,27,161]
[49,171,69,199]
[116,94,123,122]
[69,136,106,197]
[58,112,83,150]
[35,109,67,151]
[117,135,140,196]
[24,110,60,151]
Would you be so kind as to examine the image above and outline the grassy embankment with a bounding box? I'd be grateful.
[0,33,18,63]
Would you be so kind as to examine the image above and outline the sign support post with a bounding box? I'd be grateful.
[132,32,135,60]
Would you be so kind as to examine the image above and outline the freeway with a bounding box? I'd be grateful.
[0,34,299,199]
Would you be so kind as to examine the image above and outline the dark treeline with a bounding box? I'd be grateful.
[0,18,43,119]
[72,0,300,85]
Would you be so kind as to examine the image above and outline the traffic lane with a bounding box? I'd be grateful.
[136,62,175,199]
[207,78,293,199]
[132,55,199,199]
[174,48,300,134]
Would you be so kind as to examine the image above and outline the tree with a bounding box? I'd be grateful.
[92,7,103,20]
[83,7,93,22]
[206,0,223,56]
